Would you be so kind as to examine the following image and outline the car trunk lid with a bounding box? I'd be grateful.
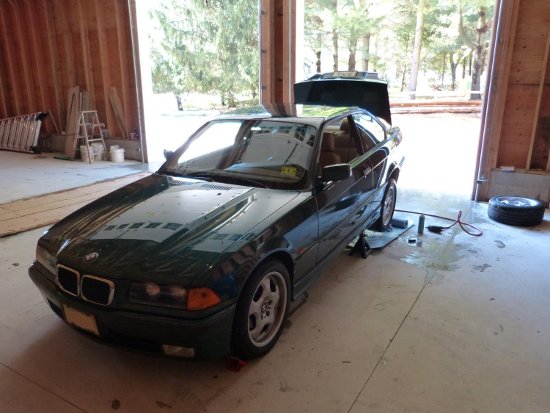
[294,72,392,124]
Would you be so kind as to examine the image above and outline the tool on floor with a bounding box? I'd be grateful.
[0,112,48,153]
[395,209,483,237]
[418,213,425,234]
[76,110,107,164]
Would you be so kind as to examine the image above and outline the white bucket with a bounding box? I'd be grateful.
[91,143,104,161]
[80,145,93,162]
[110,148,125,162]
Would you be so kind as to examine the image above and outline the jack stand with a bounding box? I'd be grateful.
[349,231,371,259]
[226,355,246,372]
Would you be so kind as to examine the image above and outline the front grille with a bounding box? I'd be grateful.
[81,275,114,306]
[56,264,115,306]
[57,265,79,296]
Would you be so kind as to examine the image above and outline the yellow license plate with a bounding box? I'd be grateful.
[63,304,99,336]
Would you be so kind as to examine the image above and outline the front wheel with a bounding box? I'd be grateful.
[374,179,397,232]
[231,260,290,359]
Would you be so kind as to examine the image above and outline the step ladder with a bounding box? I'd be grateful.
[77,110,107,163]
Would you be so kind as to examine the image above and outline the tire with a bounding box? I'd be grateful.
[374,179,397,232]
[488,196,545,226]
[231,260,290,359]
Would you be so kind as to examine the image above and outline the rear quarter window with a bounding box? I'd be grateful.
[353,113,386,143]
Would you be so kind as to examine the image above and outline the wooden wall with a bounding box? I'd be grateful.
[0,0,139,138]
[476,0,550,201]
[497,0,550,171]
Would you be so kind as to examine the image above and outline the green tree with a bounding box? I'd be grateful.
[337,0,381,71]
[150,0,259,108]
[458,0,493,100]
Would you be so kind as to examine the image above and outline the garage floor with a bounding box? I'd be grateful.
[0,151,153,203]
[1,167,549,412]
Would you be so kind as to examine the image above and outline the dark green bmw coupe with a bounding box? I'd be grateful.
[29,73,404,359]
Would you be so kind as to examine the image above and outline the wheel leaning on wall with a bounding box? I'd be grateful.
[487,196,545,227]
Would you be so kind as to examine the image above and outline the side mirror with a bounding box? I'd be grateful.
[163,149,175,161]
[321,163,351,182]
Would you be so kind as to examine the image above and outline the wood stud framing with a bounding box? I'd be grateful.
[260,0,296,108]
[0,0,139,138]
[477,0,550,200]
[496,0,550,171]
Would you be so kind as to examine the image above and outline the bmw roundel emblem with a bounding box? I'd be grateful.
[84,252,99,263]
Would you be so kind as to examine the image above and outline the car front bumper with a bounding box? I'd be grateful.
[28,263,236,358]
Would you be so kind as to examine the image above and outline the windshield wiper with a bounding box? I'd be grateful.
[218,174,269,189]
[181,171,216,181]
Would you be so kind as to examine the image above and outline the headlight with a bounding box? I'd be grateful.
[129,282,188,309]
[36,245,57,275]
[129,283,221,310]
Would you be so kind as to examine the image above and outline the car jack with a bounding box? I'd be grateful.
[349,231,371,259]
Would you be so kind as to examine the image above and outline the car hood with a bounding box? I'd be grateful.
[43,174,300,283]
[294,78,392,124]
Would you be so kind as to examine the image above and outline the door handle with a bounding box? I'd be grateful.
[363,167,372,176]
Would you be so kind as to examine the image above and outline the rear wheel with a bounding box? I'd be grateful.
[231,260,290,359]
[374,179,397,232]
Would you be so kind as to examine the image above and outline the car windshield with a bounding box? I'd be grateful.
[161,119,318,189]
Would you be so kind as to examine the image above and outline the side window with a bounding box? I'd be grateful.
[320,116,363,166]
[353,113,386,145]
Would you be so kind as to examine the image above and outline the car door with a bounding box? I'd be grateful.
[315,115,373,264]
[352,112,391,219]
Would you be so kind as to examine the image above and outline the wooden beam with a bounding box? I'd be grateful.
[527,28,550,169]
[0,5,21,114]
[56,0,77,90]
[76,0,94,103]
[43,0,64,130]
[114,0,131,135]
[0,7,7,117]
[64,85,80,158]
[260,0,296,108]
[260,0,275,105]
[24,0,48,112]
[9,0,35,113]
[108,87,129,138]
[281,0,295,103]
[93,0,115,136]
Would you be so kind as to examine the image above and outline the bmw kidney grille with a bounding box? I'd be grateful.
[56,265,114,306]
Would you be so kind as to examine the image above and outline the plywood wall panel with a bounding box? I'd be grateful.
[0,6,20,115]
[497,84,540,167]
[0,0,139,139]
[509,39,548,85]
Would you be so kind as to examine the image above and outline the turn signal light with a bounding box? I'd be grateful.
[187,288,221,310]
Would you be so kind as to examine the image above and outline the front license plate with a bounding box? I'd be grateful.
[63,304,99,336]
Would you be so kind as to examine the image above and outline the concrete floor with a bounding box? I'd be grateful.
[1,181,549,412]
[0,151,155,203]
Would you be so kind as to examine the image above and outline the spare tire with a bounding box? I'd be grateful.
[488,196,545,226]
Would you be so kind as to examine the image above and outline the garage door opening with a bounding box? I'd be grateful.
[299,0,495,196]
[135,0,260,164]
